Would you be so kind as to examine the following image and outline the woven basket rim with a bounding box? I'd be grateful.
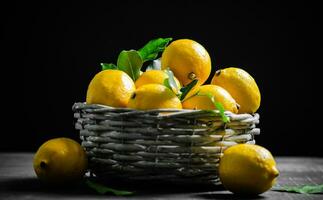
[72,102,259,117]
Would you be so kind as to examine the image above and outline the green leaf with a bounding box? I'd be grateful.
[214,102,230,123]
[179,79,198,101]
[117,50,143,81]
[163,78,172,90]
[272,184,323,194]
[197,92,230,123]
[146,58,161,71]
[164,68,178,93]
[138,38,172,62]
[101,63,118,71]
[85,180,134,196]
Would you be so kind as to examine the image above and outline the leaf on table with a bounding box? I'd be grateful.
[85,180,134,196]
[101,63,118,71]
[117,50,143,81]
[272,184,323,194]
[179,79,198,101]
[138,38,172,62]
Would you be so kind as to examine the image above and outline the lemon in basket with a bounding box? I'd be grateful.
[86,69,135,107]
[161,39,211,86]
[135,70,181,93]
[211,67,260,113]
[33,137,88,184]
[219,144,279,195]
[182,85,239,113]
[128,84,182,110]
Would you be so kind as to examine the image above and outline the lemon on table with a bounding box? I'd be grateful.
[182,85,239,113]
[219,144,279,195]
[33,138,88,184]
[127,84,182,110]
[86,70,135,107]
[211,67,261,113]
[135,70,181,93]
[161,39,211,86]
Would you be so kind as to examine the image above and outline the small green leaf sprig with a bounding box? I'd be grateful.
[101,38,172,81]
[272,184,323,194]
[86,180,134,196]
[163,68,229,123]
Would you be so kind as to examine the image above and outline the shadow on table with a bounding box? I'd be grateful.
[193,193,266,200]
[0,177,93,196]
[0,177,223,196]
[0,177,265,199]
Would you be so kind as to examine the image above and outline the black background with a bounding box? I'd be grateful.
[2,1,321,156]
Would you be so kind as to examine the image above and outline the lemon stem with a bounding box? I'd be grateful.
[188,72,196,80]
[268,166,280,178]
[40,161,48,169]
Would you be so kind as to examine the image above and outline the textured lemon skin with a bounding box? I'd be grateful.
[182,84,238,113]
[135,70,181,93]
[219,144,279,195]
[33,138,88,184]
[211,67,261,113]
[86,70,135,107]
[161,39,211,86]
[127,84,182,110]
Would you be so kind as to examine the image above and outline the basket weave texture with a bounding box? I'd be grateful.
[73,102,260,185]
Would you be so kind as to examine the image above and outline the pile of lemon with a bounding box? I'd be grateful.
[86,39,261,115]
[33,38,278,196]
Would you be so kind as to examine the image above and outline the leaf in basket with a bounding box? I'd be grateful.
[163,78,172,90]
[163,68,178,93]
[85,180,134,196]
[179,79,198,101]
[101,63,118,71]
[146,58,161,71]
[117,50,143,81]
[138,37,172,62]
[272,184,323,194]
[197,92,230,123]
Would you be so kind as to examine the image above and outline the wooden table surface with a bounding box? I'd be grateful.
[0,153,322,200]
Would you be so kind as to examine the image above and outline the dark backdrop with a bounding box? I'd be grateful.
[2,1,321,156]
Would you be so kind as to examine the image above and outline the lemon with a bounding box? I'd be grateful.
[161,39,211,86]
[219,144,279,195]
[127,84,182,110]
[211,67,260,113]
[135,70,181,93]
[33,138,88,184]
[182,85,238,113]
[86,70,135,107]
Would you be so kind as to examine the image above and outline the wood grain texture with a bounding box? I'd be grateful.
[0,153,322,200]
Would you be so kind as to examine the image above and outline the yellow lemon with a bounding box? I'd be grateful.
[128,84,182,110]
[161,39,211,86]
[86,70,135,107]
[135,70,181,93]
[33,138,88,184]
[219,144,279,195]
[211,67,261,113]
[182,85,238,113]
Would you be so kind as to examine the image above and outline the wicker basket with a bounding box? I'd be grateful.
[73,102,260,185]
